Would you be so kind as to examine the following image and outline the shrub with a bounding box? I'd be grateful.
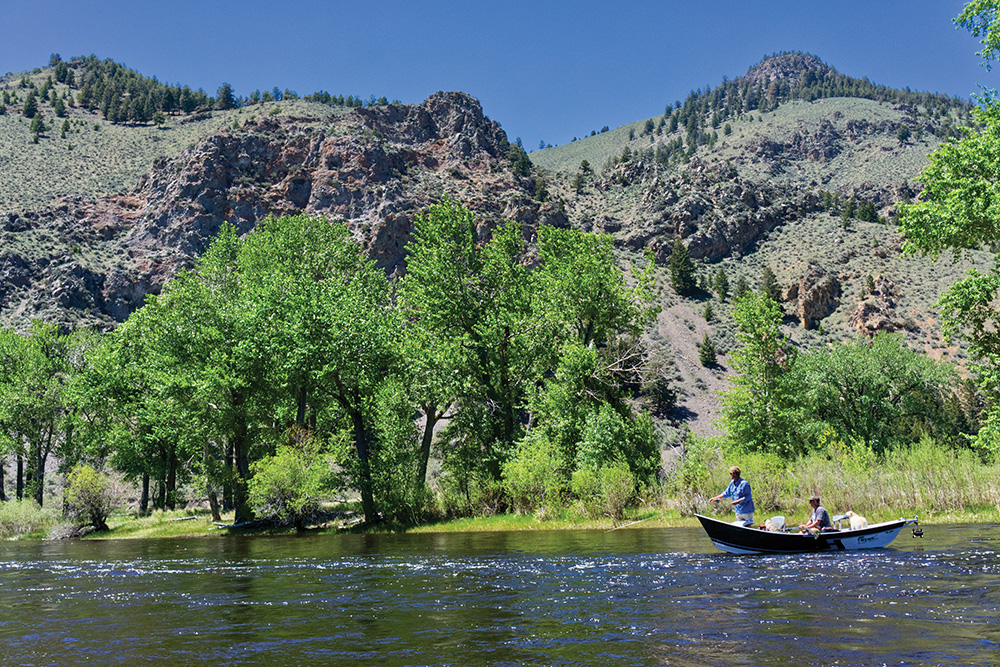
[577,404,659,481]
[503,431,568,514]
[671,434,726,513]
[0,499,57,537]
[598,460,636,523]
[248,439,331,530]
[438,472,506,518]
[570,459,636,522]
[728,449,796,513]
[64,465,123,532]
[571,467,601,518]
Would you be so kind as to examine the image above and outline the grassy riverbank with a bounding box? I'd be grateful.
[3,437,999,541]
[3,501,998,542]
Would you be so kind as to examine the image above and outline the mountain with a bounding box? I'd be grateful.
[1,61,561,330]
[0,53,989,436]
[529,53,988,435]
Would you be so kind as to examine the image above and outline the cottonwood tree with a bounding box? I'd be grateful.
[721,291,803,456]
[403,199,536,488]
[794,334,957,453]
[0,323,79,506]
[897,0,1000,458]
[244,216,410,524]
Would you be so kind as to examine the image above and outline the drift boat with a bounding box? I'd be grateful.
[696,513,919,555]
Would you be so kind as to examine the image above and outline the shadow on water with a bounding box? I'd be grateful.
[1,524,998,666]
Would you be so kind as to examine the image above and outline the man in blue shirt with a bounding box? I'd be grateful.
[709,466,755,526]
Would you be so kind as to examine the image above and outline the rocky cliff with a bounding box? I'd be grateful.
[0,92,562,330]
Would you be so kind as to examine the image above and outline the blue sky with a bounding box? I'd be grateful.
[2,1,995,149]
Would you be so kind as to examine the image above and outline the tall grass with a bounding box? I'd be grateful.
[669,435,1000,524]
[0,499,59,538]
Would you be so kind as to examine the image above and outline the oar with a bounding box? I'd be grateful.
[606,516,653,532]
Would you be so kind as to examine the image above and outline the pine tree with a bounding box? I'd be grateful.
[669,239,697,296]
[698,333,717,367]
[759,267,781,302]
[22,91,38,118]
[733,276,750,300]
[714,268,730,301]
[29,114,45,137]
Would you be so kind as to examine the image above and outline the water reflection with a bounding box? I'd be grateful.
[0,525,997,666]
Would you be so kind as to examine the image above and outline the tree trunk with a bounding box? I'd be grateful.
[0,459,6,502]
[208,490,221,523]
[416,403,445,494]
[351,409,377,524]
[231,423,253,524]
[140,473,150,514]
[166,447,178,511]
[16,455,23,500]
[223,441,234,512]
[296,385,308,426]
[31,443,46,507]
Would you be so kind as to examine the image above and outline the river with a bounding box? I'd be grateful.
[1,524,997,666]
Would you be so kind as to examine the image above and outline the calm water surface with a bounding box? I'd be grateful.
[1,524,998,666]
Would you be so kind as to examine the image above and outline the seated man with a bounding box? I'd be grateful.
[799,494,836,534]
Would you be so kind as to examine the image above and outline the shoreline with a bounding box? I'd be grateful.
[5,505,998,542]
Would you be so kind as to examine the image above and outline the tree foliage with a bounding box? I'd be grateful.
[794,334,958,453]
[721,291,802,455]
[896,1,1000,458]
[403,199,659,515]
[0,201,667,523]
[957,0,1000,69]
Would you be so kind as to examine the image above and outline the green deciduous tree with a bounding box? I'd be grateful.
[721,291,802,456]
[0,323,87,506]
[794,334,957,453]
[404,200,660,515]
[403,199,535,489]
[897,1,1000,458]
[957,0,1000,69]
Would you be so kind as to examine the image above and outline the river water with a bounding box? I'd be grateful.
[1,524,997,666]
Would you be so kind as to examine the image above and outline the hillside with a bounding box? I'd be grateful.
[530,53,989,435]
[0,52,989,437]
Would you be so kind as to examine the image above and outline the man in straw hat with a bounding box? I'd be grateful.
[709,466,754,526]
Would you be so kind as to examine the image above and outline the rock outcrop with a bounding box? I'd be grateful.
[849,275,906,336]
[0,92,558,330]
[783,264,841,329]
[611,161,817,263]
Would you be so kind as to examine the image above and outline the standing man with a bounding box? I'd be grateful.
[709,466,754,526]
